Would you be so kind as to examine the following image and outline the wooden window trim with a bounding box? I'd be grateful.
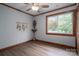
[46,10,77,36]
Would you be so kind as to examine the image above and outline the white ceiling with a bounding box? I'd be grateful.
[5,3,75,16]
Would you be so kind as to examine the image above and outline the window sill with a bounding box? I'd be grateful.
[46,33,75,36]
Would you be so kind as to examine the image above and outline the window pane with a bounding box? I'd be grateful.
[47,12,73,34]
[48,16,58,33]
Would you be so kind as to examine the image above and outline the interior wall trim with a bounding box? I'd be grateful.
[0,39,75,52]
[34,3,77,16]
[74,9,77,54]
[0,3,34,16]
[0,40,33,51]
[0,3,76,17]
[35,39,76,49]
[75,3,79,54]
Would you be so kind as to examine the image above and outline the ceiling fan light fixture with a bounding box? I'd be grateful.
[32,5,39,11]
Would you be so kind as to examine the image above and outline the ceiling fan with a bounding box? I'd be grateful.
[24,3,49,12]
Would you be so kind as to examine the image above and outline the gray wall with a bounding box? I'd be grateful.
[35,5,76,47]
[0,4,33,49]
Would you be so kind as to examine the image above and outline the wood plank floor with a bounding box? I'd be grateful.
[0,40,77,56]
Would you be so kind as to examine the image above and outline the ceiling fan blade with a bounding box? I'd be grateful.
[26,8,31,11]
[38,10,40,13]
[37,9,41,13]
[24,3,29,5]
[41,5,49,8]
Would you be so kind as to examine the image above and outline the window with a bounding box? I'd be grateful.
[46,11,76,36]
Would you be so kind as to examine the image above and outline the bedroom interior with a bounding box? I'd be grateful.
[0,3,79,56]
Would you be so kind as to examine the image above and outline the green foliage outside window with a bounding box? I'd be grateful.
[48,12,73,34]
